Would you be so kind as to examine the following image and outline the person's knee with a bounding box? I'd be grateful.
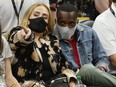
[80,63,94,72]
[77,63,95,77]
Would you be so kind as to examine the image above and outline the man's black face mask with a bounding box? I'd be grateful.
[28,17,48,33]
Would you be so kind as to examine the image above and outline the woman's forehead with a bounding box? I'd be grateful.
[33,5,49,14]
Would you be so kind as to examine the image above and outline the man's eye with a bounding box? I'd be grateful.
[69,22,75,25]
[69,22,76,26]
[61,22,66,25]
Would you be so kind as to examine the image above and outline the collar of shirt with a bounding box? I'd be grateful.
[111,3,116,17]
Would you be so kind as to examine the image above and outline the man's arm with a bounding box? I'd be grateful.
[41,0,50,7]
[5,58,21,87]
[93,18,116,69]
[94,0,109,13]
[92,29,110,71]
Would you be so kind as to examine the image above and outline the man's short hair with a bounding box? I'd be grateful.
[56,3,78,15]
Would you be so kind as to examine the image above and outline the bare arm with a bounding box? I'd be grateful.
[109,54,116,67]
[5,58,21,87]
[94,0,109,13]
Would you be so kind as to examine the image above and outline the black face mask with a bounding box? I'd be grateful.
[28,17,48,33]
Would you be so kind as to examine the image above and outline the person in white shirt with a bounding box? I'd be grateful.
[0,0,49,35]
[0,31,20,87]
[93,0,116,75]
[94,0,112,13]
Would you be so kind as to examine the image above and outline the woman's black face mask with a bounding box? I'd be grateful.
[28,17,48,33]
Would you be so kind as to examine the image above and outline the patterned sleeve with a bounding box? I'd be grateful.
[7,26,34,50]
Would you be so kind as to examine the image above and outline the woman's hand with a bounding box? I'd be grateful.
[20,26,32,40]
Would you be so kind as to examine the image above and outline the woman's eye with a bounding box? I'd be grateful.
[34,14,38,16]
[43,15,48,19]
[43,17,48,19]
[33,13,40,17]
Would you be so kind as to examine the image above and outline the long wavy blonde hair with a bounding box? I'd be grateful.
[20,3,55,37]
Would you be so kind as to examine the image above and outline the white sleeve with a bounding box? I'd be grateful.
[43,0,50,7]
[93,19,116,56]
[38,0,50,7]
[0,0,3,7]
[2,35,13,59]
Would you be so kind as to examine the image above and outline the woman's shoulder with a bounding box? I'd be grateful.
[1,35,13,59]
[46,33,59,41]
[2,35,7,45]
[2,35,11,49]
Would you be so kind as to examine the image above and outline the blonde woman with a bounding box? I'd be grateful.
[7,3,77,87]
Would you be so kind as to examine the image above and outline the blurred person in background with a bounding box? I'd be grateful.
[0,22,20,87]
[0,0,49,36]
[93,0,116,76]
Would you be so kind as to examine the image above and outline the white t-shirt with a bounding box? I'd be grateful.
[0,35,13,86]
[93,3,116,73]
[0,0,49,34]
[93,3,116,57]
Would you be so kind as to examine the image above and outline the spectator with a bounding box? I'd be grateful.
[54,3,116,87]
[7,3,77,87]
[62,0,111,28]
[77,0,111,20]
[95,0,112,13]
[93,0,116,75]
[0,0,49,35]
[0,26,20,87]
[50,0,57,11]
